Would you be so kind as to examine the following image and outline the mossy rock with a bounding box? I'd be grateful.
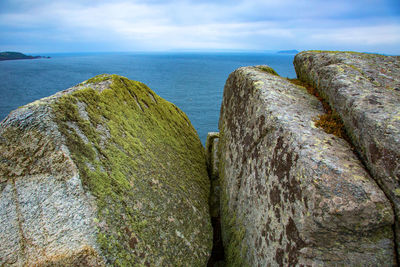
[0,74,212,266]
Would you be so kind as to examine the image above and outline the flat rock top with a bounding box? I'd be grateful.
[297,51,400,93]
[295,51,400,144]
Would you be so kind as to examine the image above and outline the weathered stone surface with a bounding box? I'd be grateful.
[218,66,395,266]
[205,132,220,182]
[294,51,400,255]
[0,74,212,266]
[206,132,220,218]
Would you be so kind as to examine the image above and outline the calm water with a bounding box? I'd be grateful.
[0,52,296,143]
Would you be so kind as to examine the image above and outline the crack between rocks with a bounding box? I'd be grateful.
[300,74,399,266]
[207,216,225,267]
[355,150,400,266]
[393,222,400,267]
[294,70,399,265]
[207,126,270,267]
[206,134,225,267]
[353,149,400,266]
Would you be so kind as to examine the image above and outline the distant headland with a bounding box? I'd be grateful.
[277,49,299,54]
[0,51,50,61]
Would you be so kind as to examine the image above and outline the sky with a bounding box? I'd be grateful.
[0,0,399,54]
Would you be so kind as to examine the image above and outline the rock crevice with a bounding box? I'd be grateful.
[295,51,400,263]
[2,51,399,267]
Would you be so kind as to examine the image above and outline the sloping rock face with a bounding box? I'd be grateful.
[217,66,395,266]
[294,51,400,255]
[0,74,212,266]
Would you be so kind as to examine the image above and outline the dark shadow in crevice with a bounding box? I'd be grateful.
[207,216,225,267]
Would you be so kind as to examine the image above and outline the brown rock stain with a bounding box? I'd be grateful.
[285,217,306,266]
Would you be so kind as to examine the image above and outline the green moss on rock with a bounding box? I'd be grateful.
[84,74,113,85]
[217,135,250,267]
[256,65,278,76]
[52,74,212,266]
[221,195,248,267]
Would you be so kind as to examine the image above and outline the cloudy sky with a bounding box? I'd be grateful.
[0,0,399,54]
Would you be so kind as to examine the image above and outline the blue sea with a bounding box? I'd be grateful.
[0,52,296,143]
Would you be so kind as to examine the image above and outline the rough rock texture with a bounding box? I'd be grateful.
[294,51,400,255]
[206,132,220,181]
[0,74,212,266]
[206,132,220,218]
[218,66,395,266]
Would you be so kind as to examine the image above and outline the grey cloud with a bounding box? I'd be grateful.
[0,0,399,53]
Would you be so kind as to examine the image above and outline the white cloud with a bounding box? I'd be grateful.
[0,0,399,53]
[310,25,400,45]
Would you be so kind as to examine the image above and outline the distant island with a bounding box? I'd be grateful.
[277,50,299,54]
[0,51,50,61]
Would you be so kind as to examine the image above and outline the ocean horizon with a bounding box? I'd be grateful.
[0,52,297,143]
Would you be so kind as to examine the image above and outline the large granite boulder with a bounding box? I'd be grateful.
[0,74,212,266]
[294,51,400,255]
[217,66,395,266]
